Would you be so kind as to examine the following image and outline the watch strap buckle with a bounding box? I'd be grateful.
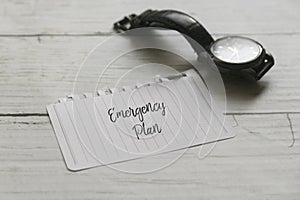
[113,14,137,32]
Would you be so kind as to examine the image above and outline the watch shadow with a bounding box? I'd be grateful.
[221,72,269,103]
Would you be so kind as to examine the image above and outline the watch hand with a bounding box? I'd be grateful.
[228,47,235,52]
[229,52,237,60]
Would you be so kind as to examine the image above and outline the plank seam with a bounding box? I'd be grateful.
[0,113,47,117]
[286,113,296,147]
[225,111,300,115]
[0,32,300,37]
[1,111,300,117]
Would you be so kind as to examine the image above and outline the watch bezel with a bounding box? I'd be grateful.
[209,36,265,70]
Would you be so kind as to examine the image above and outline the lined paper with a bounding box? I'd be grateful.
[47,69,234,171]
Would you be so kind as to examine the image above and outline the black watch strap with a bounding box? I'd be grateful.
[114,9,214,51]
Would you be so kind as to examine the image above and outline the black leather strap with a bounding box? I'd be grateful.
[114,10,274,80]
[117,9,215,51]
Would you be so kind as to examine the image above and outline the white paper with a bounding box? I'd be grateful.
[47,69,234,171]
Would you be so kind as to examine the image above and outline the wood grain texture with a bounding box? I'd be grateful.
[0,34,299,114]
[0,0,299,35]
[0,114,298,200]
[0,0,299,199]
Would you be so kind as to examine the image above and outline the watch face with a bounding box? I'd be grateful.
[210,36,263,64]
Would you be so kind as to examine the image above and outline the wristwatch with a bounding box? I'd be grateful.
[113,9,274,80]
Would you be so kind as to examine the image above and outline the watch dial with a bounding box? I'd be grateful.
[210,36,262,64]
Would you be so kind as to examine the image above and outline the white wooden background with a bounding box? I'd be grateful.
[0,0,299,199]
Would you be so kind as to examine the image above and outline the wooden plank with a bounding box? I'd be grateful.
[0,34,299,114]
[0,114,298,199]
[0,0,299,35]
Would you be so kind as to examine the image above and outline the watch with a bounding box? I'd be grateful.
[113,9,275,80]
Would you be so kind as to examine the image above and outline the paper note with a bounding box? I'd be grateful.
[47,69,234,171]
